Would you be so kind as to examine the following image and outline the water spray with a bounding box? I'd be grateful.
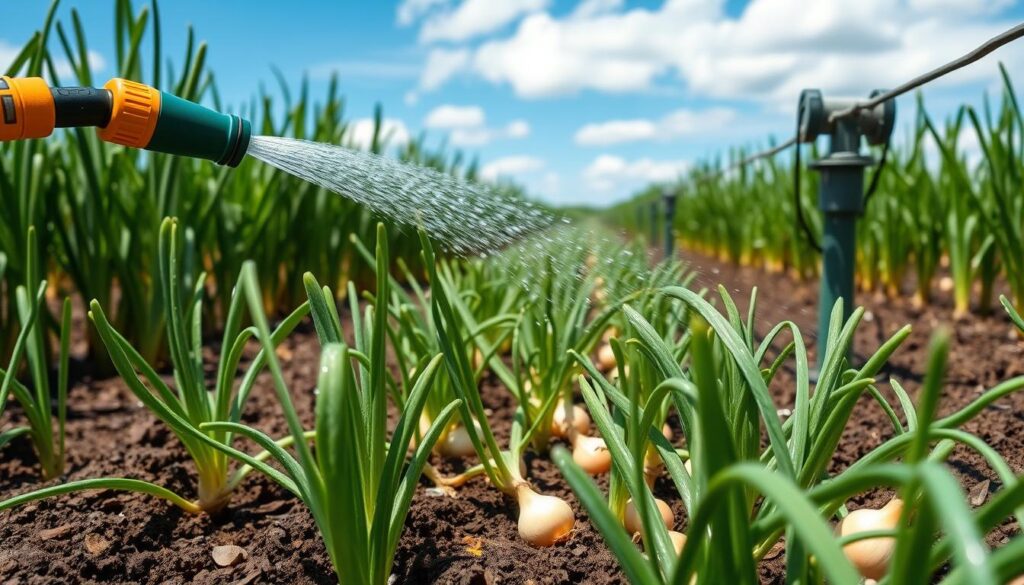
[0,76,250,166]
[0,76,555,255]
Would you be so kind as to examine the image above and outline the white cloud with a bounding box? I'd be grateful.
[472,12,667,98]
[419,0,550,43]
[571,0,624,19]
[575,107,737,146]
[450,120,531,146]
[539,171,561,198]
[346,118,411,150]
[423,105,530,146]
[908,0,1012,14]
[583,154,689,193]
[0,39,105,81]
[481,155,545,181]
[419,48,471,91]
[424,104,486,128]
[398,0,451,26]
[506,119,530,138]
[576,120,655,146]
[408,0,1023,108]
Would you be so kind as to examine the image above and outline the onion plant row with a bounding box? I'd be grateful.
[0,0,527,366]
[612,69,1024,319]
[6,218,1024,582]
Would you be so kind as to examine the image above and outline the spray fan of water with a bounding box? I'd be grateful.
[248,136,692,305]
[248,136,555,255]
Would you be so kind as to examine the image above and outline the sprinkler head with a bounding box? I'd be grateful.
[797,89,896,147]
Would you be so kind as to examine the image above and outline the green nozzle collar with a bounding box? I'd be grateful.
[146,91,250,166]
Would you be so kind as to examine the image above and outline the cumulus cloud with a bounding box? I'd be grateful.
[472,12,668,98]
[582,154,689,194]
[452,121,531,146]
[398,0,451,26]
[0,39,105,81]
[406,0,550,43]
[346,118,411,150]
[480,155,545,181]
[424,104,486,128]
[408,0,1023,107]
[423,104,530,146]
[418,48,471,93]
[575,107,737,146]
[571,0,624,19]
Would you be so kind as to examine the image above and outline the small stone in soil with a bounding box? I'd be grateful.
[253,499,291,515]
[38,524,74,540]
[212,544,248,567]
[84,533,111,555]
[970,479,991,507]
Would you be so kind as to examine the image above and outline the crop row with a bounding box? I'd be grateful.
[5,214,1024,583]
[0,0,529,366]
[615,75,1024,319]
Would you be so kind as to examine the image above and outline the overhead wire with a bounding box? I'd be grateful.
[674,21,1024,253]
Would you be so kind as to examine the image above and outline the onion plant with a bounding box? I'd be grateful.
[0,218,308,514]
[0,227,71,480]
[558,284,1024,582]
[348,230,519,461]
[421,230,577,546]
[3,0,519,367]
[608,69,1024,318]
[193,223,461,584]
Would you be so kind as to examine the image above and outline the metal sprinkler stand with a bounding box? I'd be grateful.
[649,200,660,245]
[797,89,895,369]
[662,185,678,259]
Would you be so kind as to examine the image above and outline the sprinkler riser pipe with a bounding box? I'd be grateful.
[0,76,249,167]
[800,88,895,370]
[663,191,677,258]
[649,201,659,244]
[810,143,871,370]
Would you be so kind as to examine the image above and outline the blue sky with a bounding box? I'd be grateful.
[4,1,1024,207]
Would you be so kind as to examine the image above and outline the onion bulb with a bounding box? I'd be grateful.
[838,498,903,580]
[643,447,665,487]
[572,434,612,475]
[597,343,617,372]
[668,530,687,556]
[516,483,575,546]
[438,420,482,458]
[623,498,674,535]
[551,404,591,438]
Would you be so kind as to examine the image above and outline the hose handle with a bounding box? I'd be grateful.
[0,76,56,141]
[0,76,250,167]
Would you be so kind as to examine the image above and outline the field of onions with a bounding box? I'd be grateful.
[616,70,1024,320]
[7,2,1024,585]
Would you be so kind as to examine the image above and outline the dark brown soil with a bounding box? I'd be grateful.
[2,250,1024,584]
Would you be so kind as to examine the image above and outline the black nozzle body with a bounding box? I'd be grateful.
[51,87,112,129]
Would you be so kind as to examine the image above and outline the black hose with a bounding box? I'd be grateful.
[862,139,891,209]
[793,105,823,253]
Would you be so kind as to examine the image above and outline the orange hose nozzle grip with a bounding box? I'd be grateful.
[97,78,160,148]
[0,76,56,142]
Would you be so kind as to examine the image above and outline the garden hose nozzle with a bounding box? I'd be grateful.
[0,76,250,167]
